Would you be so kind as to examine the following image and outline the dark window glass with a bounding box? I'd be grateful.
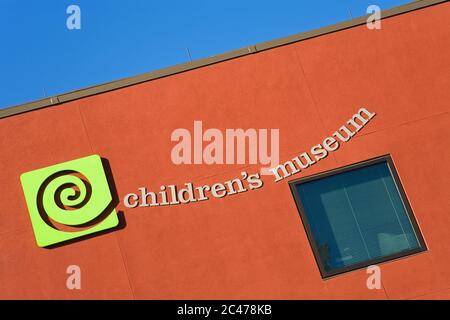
[290,156,426,277]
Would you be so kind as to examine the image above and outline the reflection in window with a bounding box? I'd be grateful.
[291,157,426,277]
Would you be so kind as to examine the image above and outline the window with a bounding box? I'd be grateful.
[289,155,426,278]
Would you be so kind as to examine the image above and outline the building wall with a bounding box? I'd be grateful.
[0,2,449,299]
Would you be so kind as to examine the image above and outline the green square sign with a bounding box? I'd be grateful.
[20,155,119,247]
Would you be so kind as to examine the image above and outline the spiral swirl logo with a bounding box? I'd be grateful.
[20,155,119,247]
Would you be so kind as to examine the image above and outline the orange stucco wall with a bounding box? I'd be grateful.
[1,3,449,299]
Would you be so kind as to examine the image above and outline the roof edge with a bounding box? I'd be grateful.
[1,0,446,119]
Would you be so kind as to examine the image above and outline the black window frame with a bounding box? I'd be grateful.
[289,154,427,278]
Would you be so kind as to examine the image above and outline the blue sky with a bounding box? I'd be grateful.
[0,0,411,109]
